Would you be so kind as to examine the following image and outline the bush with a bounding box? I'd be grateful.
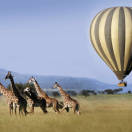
[104,89,114,94]
[113,88,123,94]
[104,88,123,95]
[67,90,77,96]
[128,91,131,94]
[52,91,60,97]
[79,90,96,96]
[80,90,90,96]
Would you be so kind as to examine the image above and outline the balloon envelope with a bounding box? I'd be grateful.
[90,7,132,80]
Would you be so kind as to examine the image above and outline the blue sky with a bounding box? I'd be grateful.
[0,0,132,84]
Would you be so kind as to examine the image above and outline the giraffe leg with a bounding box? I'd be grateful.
[18,105,21,116]
[77,111,80,115]
[61,106,68,113]
[75,103,80,115]
[40,99,47,114]
[73,104,80,115]
[40,102,48,114]
[65,107,69,112]
[14,104,17,115]
[31,105,34,114]
[29,103,34,114]
[23,107,26,116]
[11,102,13,115]
[23,104,28,116]
[73,107,76,114]
[8,103,12,115]
[21,106,26,116]
[52,104,56,112]
[72,104,77,114]
[10,102,14,115]
[57,101,69,112]
[40,106,47,113]
[18,105,23,116]
[53,101,60,113]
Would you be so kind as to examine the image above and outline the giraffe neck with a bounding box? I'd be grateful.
[57,86,68,97]
[33,80,48,98]
[9,76,21,98]
[0,83,10,97]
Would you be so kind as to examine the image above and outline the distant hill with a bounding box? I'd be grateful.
[0,69,131,93]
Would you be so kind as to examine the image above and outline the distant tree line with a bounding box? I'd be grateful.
[0,83,131,97]
[103,88,123,94]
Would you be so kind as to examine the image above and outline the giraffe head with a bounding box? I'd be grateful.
[53,82,60,88]
[5,71,13,80]
[24,87,31,96]
[28,76,36,84]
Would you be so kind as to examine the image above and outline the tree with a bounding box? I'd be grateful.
[104,88,123,94]
[7,83,36,96]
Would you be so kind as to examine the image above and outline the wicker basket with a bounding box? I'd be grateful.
[118,82,127,87]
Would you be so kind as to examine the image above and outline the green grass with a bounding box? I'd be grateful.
[0,94,132,132]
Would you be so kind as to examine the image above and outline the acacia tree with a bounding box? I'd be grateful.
[7,83,36,96]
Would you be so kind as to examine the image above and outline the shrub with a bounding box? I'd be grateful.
[104,88,123,94]
[67,90,77,96]
[79,90,96,96]
[128,91,131,94]
[52,91,60,97]
[104,89,114,94]
[80,90,90,96]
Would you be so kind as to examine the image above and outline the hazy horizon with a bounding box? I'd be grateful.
[1,0,132,84]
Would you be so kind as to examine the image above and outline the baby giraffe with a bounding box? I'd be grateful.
[53,82,80,115]
[24,87,47,114]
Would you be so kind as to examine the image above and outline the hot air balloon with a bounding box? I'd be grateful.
[90,7,132,87]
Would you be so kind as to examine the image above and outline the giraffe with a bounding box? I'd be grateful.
[24,87,47,113]
[0,82,18,115]
[53,82,80,115]
[5,71,28,116]
[28,77,63,113]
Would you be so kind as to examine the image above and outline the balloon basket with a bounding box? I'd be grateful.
[118,81,127,87]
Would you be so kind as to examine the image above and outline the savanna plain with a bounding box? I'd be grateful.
[0,94,132,132]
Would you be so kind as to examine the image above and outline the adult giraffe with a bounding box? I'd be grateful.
[28,77,63,113]
[0,82,18,115]
[5,71,28,116]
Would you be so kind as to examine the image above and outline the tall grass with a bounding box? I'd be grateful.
[0,95,132,132]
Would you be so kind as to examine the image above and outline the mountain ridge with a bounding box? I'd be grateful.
[0,68,131,93]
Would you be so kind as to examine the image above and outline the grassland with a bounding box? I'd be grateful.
[0,94,132,132]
